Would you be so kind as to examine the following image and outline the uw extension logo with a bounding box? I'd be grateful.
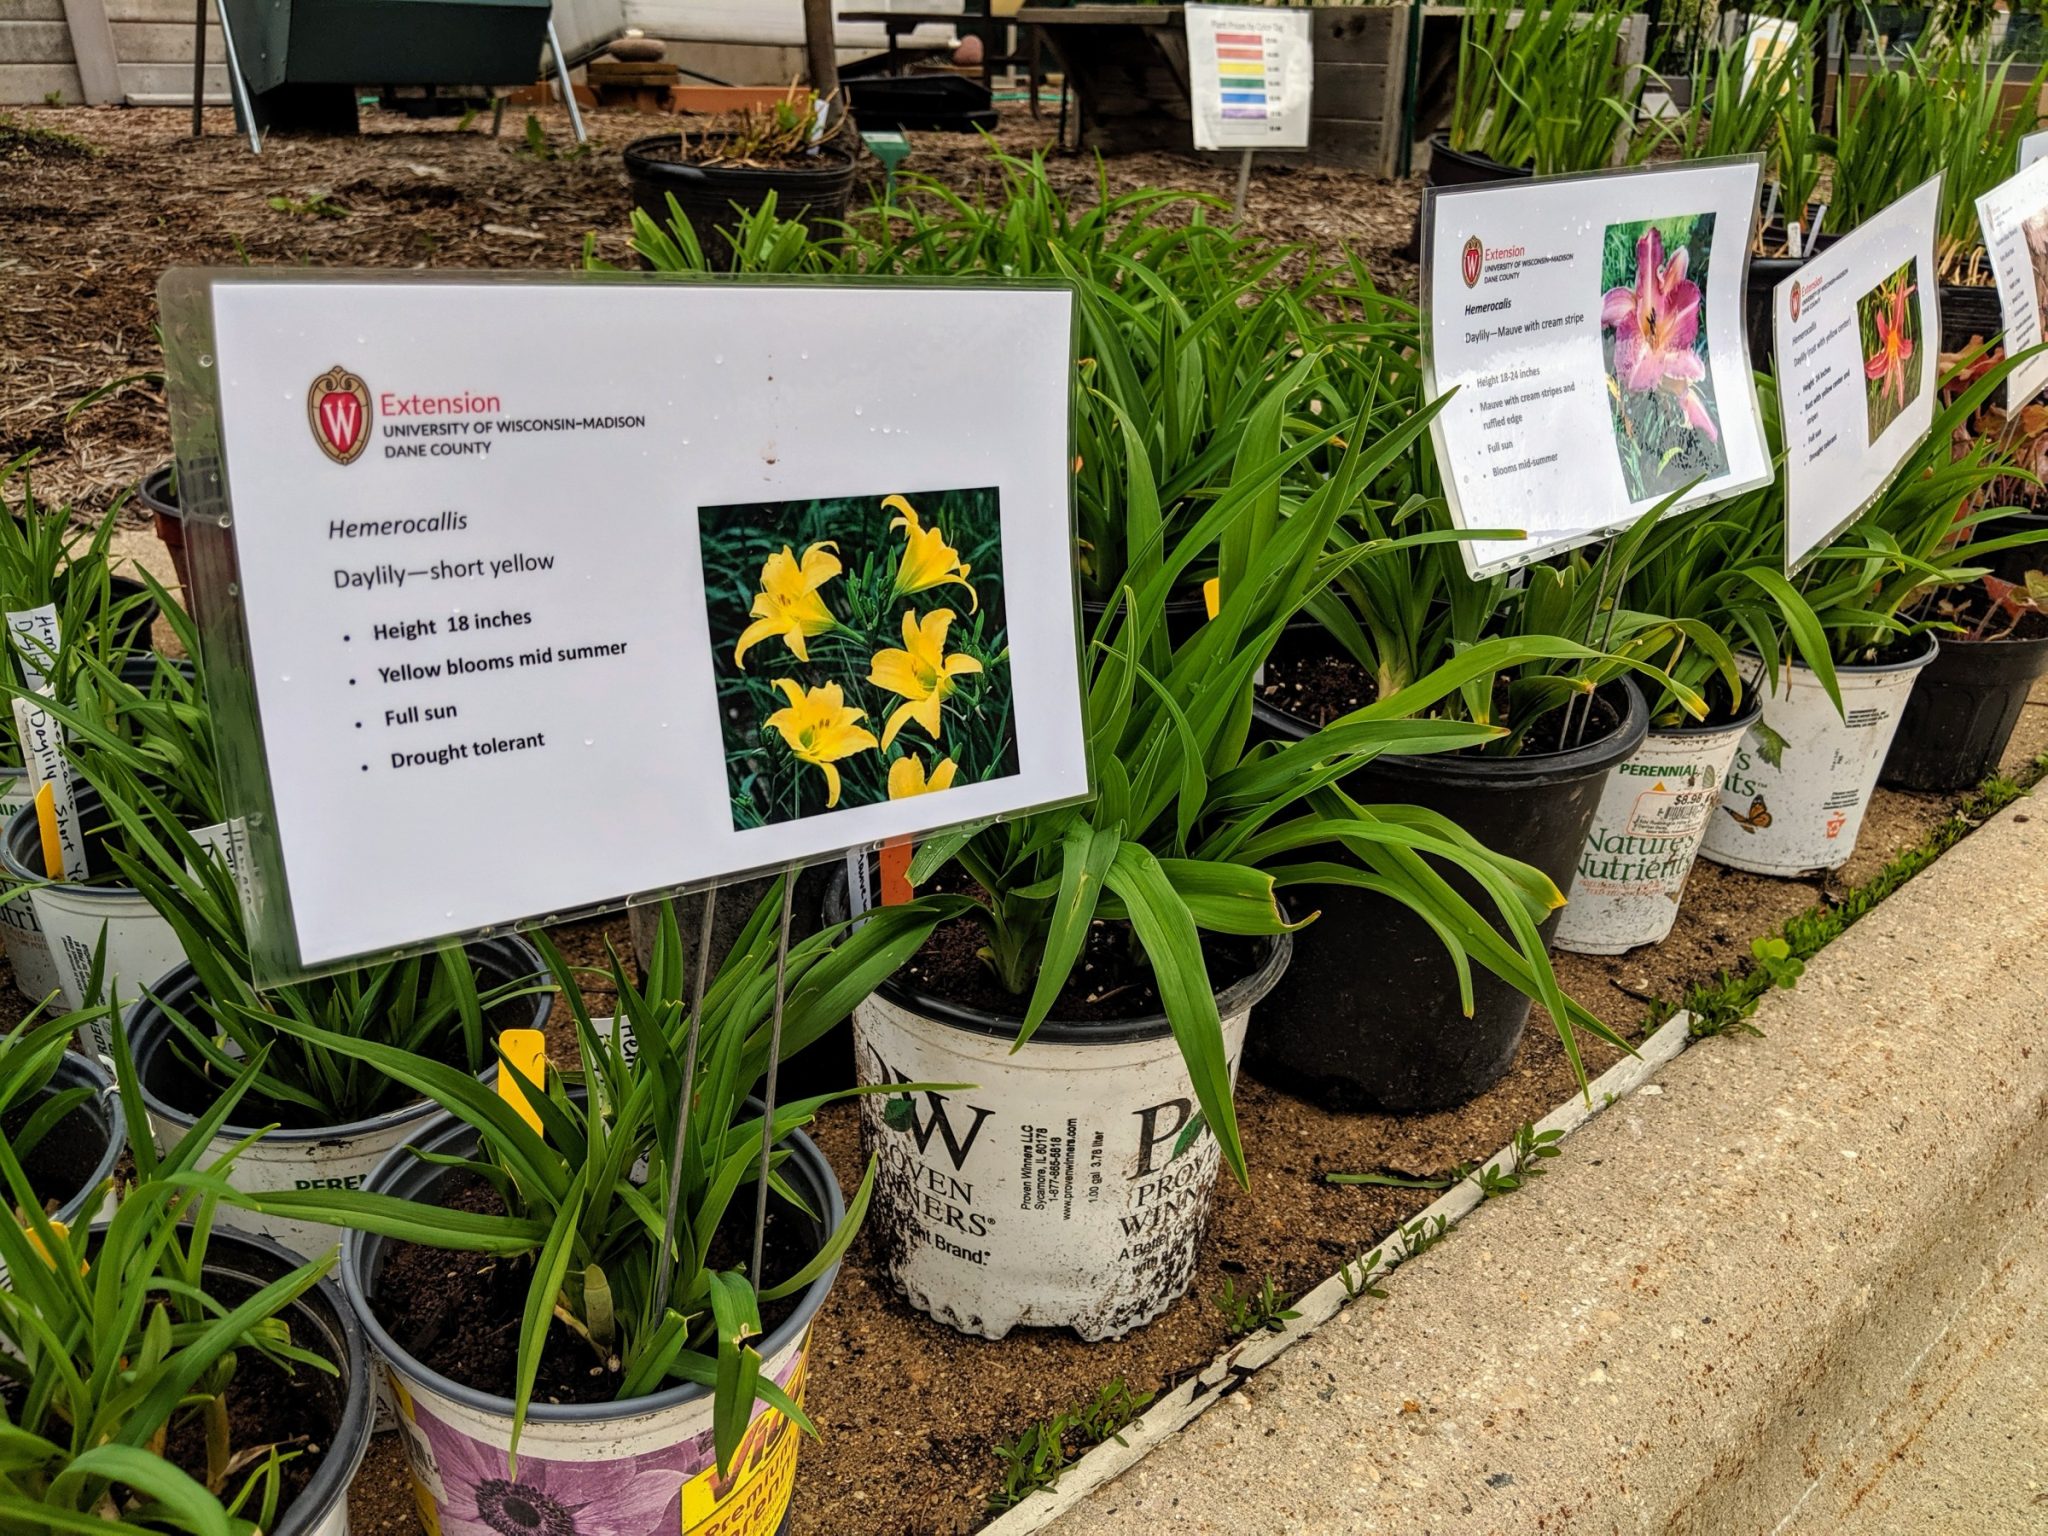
[308,365,372,465]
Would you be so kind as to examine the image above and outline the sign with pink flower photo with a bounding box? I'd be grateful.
[1419,158,1772,578]
[1774,174,1942,572]
[169,274,1085,978]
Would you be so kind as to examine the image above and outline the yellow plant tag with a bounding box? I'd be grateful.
[33,781,62,879]
[1202,577,1221,621]
[26,1215,81,1272]
[497,1029,547,1135]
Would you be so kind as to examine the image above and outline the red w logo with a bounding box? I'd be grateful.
[1461,236,1484,290]
[308,366,372,465]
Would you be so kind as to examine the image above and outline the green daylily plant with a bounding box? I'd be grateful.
[910,376,1632,1187]
[5,618,543,1126]
[1449,0,1653,176]
[1,1012,338,1536]
[186,890,968,1474]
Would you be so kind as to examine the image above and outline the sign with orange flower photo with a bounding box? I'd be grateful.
[1419,158,1771,577]
[1773,174,1941,571]
[167,273,1082,977]
[701,486,1017,828]
[1978,155,2048,411]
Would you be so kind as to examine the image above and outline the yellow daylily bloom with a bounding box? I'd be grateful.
[765,679,878,808]
[882,494,978,611]
[869,607,984,751]
[888,753,959,799]
[734,542,841,669]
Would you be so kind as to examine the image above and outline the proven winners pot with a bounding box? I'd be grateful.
[203,1231,373,1536]
[1555,687,1764,955]
[1881,626,2048,792]
[1702,639,1939,877]
[347,1113,845,1536]
[127,935,546,1259]
[850,926,1290,1342]
[1247,677,1648,1111]
[2,786,184,1042]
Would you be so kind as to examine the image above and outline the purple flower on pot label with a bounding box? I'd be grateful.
[392,1336,812,1536]
[405,1397,700,1536]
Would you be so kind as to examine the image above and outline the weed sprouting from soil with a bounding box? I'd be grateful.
[267,193,349,221]
[987,1377,1155,1512]
[1216,1274,1300,1340]
[1658,762,2042,1038]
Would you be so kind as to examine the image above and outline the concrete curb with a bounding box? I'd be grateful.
[1040,794,2048,1535]
[985,1012,1696,1535]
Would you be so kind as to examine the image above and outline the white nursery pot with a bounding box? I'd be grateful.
[345,1114,846,1536]
[126,939,546,1261]
[852,933,1290,1342]
[1,794,182,1043]
[0,771,61,1005]
[1700,639,1938,877]
[1555,694,1762,955]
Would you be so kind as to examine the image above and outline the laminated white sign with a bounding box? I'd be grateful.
[1775,175,1942,572]
[168,274,1088,977]
[2022,128,2048,172]
[1184,4,1312,151]
[1422,159,1773,576]
[1975,156,2048,409]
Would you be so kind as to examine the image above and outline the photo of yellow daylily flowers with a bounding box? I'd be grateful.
[700,485,1017,829]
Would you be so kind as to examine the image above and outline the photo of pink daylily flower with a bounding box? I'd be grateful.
[1857,257,1923,445]
[1599,215,1731,499]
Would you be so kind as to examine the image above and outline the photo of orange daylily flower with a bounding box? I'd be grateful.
[701,486,1018,828]
[1857,257,1924,446]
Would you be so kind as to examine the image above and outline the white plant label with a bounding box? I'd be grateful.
[10,698,85,880]
[6,604,60,694]
[1975,156,2048,409]
[1421,159,1772,577]
[1775,175,1942,573]
[2023,128,2048,172]
[1185,4,1312,151]
[183,276,1086,975]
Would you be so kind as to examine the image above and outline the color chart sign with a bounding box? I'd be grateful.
[1185,4,1312,151]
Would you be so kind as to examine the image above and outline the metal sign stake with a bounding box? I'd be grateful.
[750,865,801,1287]
[651,885,719,1309]
[1232,148,1255,222]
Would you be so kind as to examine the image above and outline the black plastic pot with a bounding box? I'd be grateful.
[1941,280,2005,354]
[1879,629,2048,792]
[11,1051,124,1226]
[1078,589,1212,655]
[1246,675,1649,1111]
[1974,509,2048,586]
[136,464,192,598]
[1745,254,1801,371]
[1407,132,1531,259]
[200,1230,372,1536]
[624,132,858,271]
